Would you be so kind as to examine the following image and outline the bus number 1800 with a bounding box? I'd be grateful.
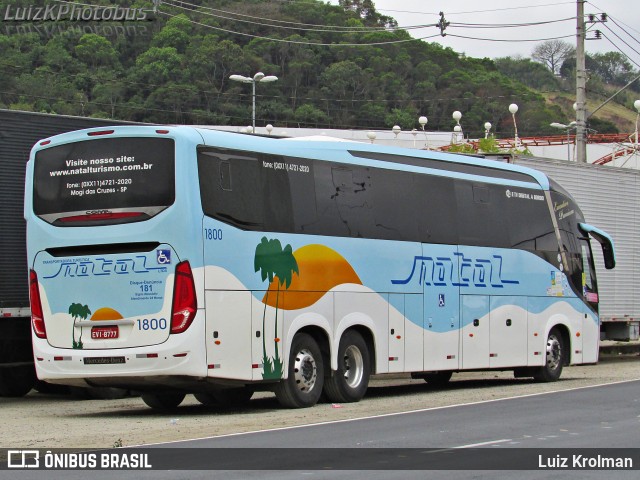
[137,318,167,331]
[204,228,222,240]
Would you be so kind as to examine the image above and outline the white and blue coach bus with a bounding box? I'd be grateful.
[25,126,615,409]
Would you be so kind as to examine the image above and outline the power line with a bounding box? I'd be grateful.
[348,2,575,17]
[599,32,640,70]
[163,0,433,33]
[446,33,574,43]
[449,17,575,29]
[156,9,441,46]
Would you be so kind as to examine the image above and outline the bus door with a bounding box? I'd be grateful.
[422,245,461,372]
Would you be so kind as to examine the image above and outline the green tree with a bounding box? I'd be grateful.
[68,303,91,349]
[254,237,299,380]
[75,34,119,69]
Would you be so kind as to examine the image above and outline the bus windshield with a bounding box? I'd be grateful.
[33,136,175,226]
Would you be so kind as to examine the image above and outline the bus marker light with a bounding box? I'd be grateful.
[36,357,44,362]
[469,333,474,337]
[40,140,51,146]
[207,364,220,369]
[576,332,581,337]
[447,355,456,359]
[87,130,114,136]
[59,211,143,223]
[396,335,402,339]
[214,340,221,345]
[173,353,188,358]
[389,357,398,361]
[274,338,280,343]
[156,130,170,134]
[53,356,71,361]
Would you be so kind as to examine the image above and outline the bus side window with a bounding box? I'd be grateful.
[219,161,231,191]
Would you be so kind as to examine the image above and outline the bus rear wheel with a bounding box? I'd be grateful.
[274,333,324,408]
[0,365,36,397]
[141,392,186,410]
[534,327,565,382]
[323,331,370,403]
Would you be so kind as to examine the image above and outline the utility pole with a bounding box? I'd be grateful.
[576,0,588,163]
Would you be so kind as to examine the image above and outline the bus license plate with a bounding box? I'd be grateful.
[91,326,119,340]
[83,356,125,365]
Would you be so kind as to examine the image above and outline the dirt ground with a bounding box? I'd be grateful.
[1,354,638,449]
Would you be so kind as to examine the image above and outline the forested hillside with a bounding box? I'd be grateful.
[0,0,586,137]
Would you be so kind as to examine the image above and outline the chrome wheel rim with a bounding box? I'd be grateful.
[546,334,562,371]
[343,345,364,388]
[293,348,317,392]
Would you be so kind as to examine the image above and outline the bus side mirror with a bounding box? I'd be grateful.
[579,223,615,270]
[601,243,615,270]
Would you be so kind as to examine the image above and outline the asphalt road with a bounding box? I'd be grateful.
[5,378,639,480]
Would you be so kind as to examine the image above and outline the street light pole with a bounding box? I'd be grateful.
[634,99,640,147]
[452,111,462,144]
[229,72,278,133]
[550,121,577,161]
[576,0,588,163]
[509,103,519,148]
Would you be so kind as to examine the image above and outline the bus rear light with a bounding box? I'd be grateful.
[29,270,46,339]
[170,261,197,334]
[87,130,114,136]
[135,353,158,359]
[156,129,170,134]
[173,352,188,358]
[40,140,51,146]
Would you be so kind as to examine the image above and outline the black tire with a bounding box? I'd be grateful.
[274,333,324,408]
[0,365,37,397]
[195,387,253,407]
[422,371,452,387]
[323,330,370,403]
[194,392,218,406]
[534,327,565,382]
[141,392,186,410]
[34,381,70,395]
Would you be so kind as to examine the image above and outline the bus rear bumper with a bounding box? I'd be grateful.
[32,328,207,387]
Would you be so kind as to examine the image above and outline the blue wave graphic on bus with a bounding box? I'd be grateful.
[43,256,168,279]
[392,253,519,287]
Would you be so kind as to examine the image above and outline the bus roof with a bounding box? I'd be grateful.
[31,125,551,191]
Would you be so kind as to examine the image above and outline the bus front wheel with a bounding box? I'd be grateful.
[274,333,324,408]
[141,392,186,410]
[323,330,370,403]
[534,327,565,382]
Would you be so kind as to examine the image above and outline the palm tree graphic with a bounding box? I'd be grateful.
[69,303,91,349]
[254,237,299,379]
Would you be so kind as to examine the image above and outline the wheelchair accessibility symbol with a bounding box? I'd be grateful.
[157,249,171,265]
[438,294,445,307]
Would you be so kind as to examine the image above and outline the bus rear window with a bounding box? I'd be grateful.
[33,137,175,226]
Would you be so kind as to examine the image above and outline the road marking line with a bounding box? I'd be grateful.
[133,377,640,447]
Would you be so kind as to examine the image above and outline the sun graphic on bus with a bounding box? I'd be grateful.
[261,244,362,310]
[90,307,124,321]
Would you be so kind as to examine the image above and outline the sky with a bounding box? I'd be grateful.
[329,0,640,66]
